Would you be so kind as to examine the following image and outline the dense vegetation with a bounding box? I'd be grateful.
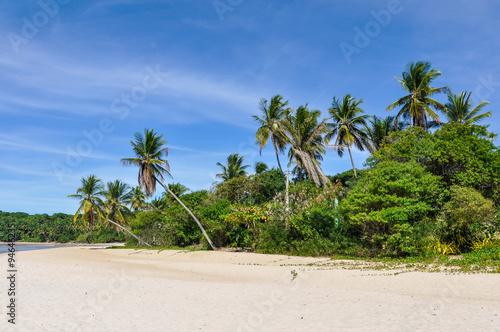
[3,61,499,268]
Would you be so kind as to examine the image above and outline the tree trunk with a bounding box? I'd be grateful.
[271,136,284,174]
[106,218,152,248]
[154,176,217,251]
[348,146,358,179]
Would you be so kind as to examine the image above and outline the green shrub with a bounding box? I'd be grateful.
[372,123,500,204]
[436,185,497,252]
[340,160,444,257]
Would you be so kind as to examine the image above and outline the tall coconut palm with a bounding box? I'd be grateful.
[68,175,104,230]
[103,180,133,231]
[367,115,405,151]
[129,186,147,211]
[387,61,449,130]
[326,94,372,179]
[254,161,269,175]
[121,128,216,250]
[216,153,249,181]
[253,95,290,173]
[282,105,329,187]
[443,91,491,125]
[121,129,171,197]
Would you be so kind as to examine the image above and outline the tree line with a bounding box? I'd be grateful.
[3,61,498,260]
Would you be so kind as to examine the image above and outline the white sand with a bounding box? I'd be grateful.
[2,247,500,332]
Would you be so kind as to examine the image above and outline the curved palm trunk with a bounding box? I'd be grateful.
[347,146,357,179]
[106,218,152,247]
[271,136,284,174]
[154,176,217,251]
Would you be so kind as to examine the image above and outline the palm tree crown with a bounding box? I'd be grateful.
[129,186,147,211]
[103,180,133,230]
[444,91,491,125]
[68,175,104,230]
[367,115,405,151]
[326,94,372,179]
[163,183,190,201]
[121,128,172,197]
[387,61,449,130]
[253,95,290,173]
[282,105,329,187]
[254,161,269,175]
[216,153,249,181]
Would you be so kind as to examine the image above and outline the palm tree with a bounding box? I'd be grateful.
[68,175,104,230]
[162,183,189,203]
[443,91,491,125]
[121,128,216,250]
[149,196,168,211]
[216,153,249,181]
[129,186,147,211]
[253,95,290,173]
[387,61,449,130]
[254,161,269,175]
[367,115,405,151]
[103,180,133,231]
[282,105,329,187]
[326,94,372,179]
[121,129,171,197]
[167,183,190,196]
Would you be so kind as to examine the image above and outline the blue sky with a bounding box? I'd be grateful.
[1,0,499,214]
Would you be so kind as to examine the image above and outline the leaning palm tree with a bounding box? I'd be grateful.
[253,95,290,173]
[68,175,104,231]
[282,105,329,187]
[103,180,134,232]
[254,161,269,175]
[367,115,405,151]
[443,91,492,125]
[387,61,449,130]
[326,94,372,179]
[216,153,250,181]
[121,128,216,250]
[129,186,147,211]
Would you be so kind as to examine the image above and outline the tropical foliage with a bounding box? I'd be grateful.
[68,175,104,230]
[326,94,372,178]
[121,128,172,197]
[387,61,449,130]
[7,60,499,264]
[282,105,329,187]
[443,91,491,125]
[216,154,250,181]
[253,95,290,173]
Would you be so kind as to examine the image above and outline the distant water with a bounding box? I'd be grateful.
[0,244,60,254]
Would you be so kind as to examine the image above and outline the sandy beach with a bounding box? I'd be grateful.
[2,246,500,332]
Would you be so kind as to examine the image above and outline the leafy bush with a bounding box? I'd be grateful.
[214,169,285,205]
[340,160,444,257]
[220,205,269,248]
[372,124,500,204]
[436,185,497,252]
[258,181,344,255]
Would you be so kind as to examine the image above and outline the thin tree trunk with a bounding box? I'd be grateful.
[154,176,217,251]
[106,218,152,248]
[271,136,284,174]
[348,146,358,179]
